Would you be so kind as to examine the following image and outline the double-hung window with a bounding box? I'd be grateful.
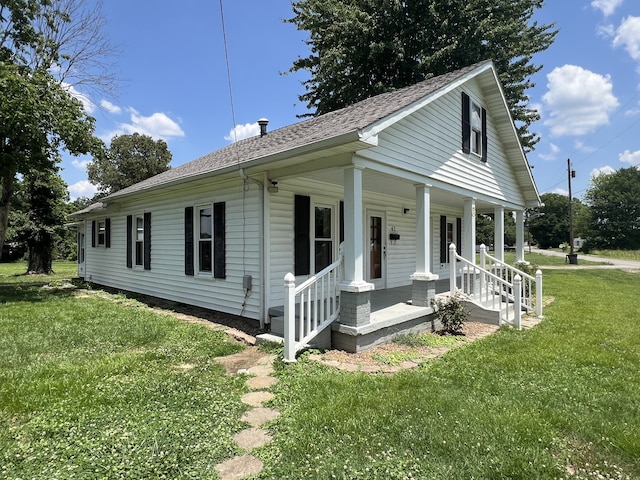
[461,91,487,162]
[314,205,333,273]
[198,206,213,273]
[126,213,151,270]
[97,220,106,246]
[184,203,225,278]
[135,216,144,266]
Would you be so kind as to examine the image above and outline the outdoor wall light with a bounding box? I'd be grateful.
[403,208,410,214]
[267,180,279,193]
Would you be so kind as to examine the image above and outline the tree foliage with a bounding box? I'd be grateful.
[0,0,111,260]
[528,193,588,249]
[87,133,172,195]
[287,0,556,151]
[584,167,640,250]
[9,170,69,273]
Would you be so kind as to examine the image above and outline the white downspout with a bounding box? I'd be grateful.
[239,168,266,329]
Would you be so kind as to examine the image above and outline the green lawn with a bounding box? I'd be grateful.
[2,262,639,479]
[0,269,246,479]
[260,269,640,479]
[0,260,77,284]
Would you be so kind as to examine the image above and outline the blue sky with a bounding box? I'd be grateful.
[63,0,640,204]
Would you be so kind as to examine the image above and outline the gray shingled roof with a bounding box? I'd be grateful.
[105,61,491,201]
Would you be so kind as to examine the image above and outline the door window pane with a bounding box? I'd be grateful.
[314,206,333,273]
[370,216,382,279]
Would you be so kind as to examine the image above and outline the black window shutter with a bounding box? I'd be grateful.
[456,218,462,255]
[339,201,344,244]
[439,215,447,264]
[126,215,132,268]
[143,212,151,270]
[481,107,488,162]
[461,92,471,154]
[213,202,226,279]
[91,220,96,247]
[185,207,194,276]
[294,195,311,276]
[105,218,111,248]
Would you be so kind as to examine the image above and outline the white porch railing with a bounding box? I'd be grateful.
[283,248,343,362]
[448,243,542,329]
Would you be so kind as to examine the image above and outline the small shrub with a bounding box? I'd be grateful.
[432,293,468,335]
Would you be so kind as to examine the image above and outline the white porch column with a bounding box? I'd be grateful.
[410,184,438,307]
[494,205,505,262]
[339,165,373,329]
[413,184,434,275]
[342,166,366,286]
[515,209,525,262]
[463,197,476,263]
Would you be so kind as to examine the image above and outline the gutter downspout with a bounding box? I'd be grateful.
[239,168,266,329]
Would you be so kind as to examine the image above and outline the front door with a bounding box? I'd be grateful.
[367,211,386,289]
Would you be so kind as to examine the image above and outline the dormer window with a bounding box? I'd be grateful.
[462,92,487,162]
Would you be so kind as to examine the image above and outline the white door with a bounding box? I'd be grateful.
[367,210,386,289]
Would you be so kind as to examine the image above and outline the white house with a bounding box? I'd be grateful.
[70,60,541,353]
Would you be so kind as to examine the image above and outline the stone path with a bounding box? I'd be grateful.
[214,348,279,480]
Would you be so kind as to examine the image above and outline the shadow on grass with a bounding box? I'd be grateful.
[0,284,76,304]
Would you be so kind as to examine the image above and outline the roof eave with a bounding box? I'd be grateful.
[103,130,375,203]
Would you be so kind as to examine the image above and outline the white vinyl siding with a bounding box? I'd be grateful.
[82,179,262,320]
[357,80,525,206]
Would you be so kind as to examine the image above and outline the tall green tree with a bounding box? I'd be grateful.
[87,133,172,195]
[10,170,69,273]
[584,167,640,250]
[0,0,111,261]
[287,0,556,151]
[528,192,587,249]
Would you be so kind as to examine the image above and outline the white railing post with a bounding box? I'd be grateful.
[536,269,543,318]
[480,244,486,271]
[283,273,297,362]
[514,274,522,330]
[449,243,457,294]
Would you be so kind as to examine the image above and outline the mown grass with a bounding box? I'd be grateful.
[0,260,77,284]
[587,249,640,261]
[261,269,640,479]
[0,271,246,479]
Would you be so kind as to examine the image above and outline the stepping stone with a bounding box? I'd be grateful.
[234,428,273,450]
[246,375,278,390]
[241,391,274,407]
[215,454,263,480]
[256,354,276,366]
[246,364,274,377]
[241,407,280,427]
[336,363,359,372]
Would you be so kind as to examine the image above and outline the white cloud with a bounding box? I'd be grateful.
[619,149,640,165]
[63,83,95,114]
[591,0,623,17]
[591,165,616,177]
[67,180,97,201]
[224,122,261,142]
[597,23,616,39]
[100,99,122,114]
[613,16,640,61]
[552,188,569,196]
[574,140,597,153]
[71,158,90,169]
[538,143,561,161]
[102,108,185,142]
[542,65,619,136]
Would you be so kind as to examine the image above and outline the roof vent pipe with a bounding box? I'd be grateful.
[258,118,269,137]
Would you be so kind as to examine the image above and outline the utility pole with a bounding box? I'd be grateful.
[567,158,575,256]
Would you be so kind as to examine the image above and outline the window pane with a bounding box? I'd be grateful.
[199,241,212,272]
[471,103,481,129]
[315,241,332,273]
[136,217,144,241]
[135,241,143,265]
[315,206,332,239]
[200,207,212,239]
[98,220,106,245]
